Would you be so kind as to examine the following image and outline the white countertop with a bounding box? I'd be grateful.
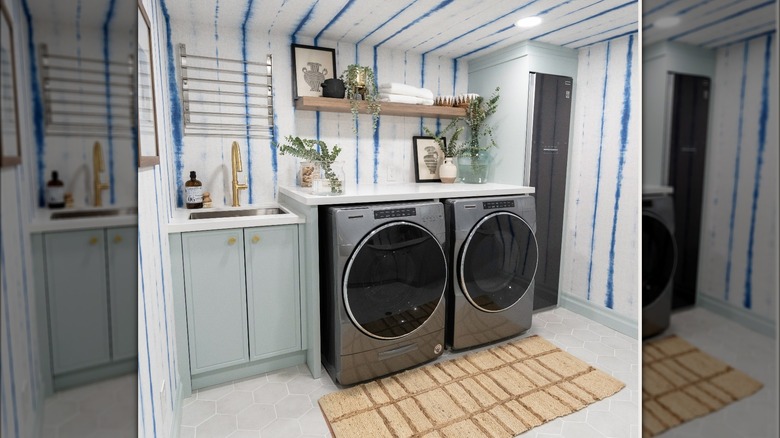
[167,204,305,233]
[29,207,138,233]
[642,185,674,196]
[279,182,535,206]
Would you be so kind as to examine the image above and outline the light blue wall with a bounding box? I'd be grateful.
[561,35,640,325]
[698,33,777,331]
[1,0,44,437]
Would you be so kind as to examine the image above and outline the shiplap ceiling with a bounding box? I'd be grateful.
[643,0,777,48]
[165,0,638,59]
[27,0,135,31]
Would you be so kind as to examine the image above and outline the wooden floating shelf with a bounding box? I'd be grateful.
[295,96,466,119]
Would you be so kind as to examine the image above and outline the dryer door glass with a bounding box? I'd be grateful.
[642,214,675,307]
[459,212,538,312]
[344,222,447,340]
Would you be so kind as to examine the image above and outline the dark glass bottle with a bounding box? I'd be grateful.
[185,171,203,209]
[46,171,65,209]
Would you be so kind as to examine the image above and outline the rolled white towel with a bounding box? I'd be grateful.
[377,93,421,105]
[379,82,435,100]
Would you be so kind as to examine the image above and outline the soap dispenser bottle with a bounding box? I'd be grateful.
[46,171,65,209]
[185,171,203,209]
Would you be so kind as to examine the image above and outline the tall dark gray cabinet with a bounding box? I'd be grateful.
[526,72,573,311]
[667,73,710,309]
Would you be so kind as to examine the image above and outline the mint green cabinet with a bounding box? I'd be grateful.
[44,229,111,374]
[181,229,249,374]
[173,224,304,391]
[245,226,301,361]
[107,227,138,361]
[33,225,138,392]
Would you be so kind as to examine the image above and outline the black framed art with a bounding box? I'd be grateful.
[291,44,336,100]
[413,136,445,183]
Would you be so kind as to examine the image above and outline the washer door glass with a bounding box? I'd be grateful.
[459,212,538,312]
[642,214,675,307]
[344,222,447,340]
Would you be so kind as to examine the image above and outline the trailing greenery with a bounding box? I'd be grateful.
[274,136,343,193]
[340,64,381,133]
[423,118,463,158]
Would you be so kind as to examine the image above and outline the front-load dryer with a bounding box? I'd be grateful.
[444,195,538,350]
[642,193,676,338]
[322,201,447,385]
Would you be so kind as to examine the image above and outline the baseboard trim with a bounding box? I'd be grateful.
[171,377,183,438]
[696,294,776,338]
[559,294,638,339]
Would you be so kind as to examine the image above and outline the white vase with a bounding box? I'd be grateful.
[439,157,457,184]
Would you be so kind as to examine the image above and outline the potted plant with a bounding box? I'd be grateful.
[340,64,381,133]
[274,136,344,195]
[458,87,500,184]
[423,119,463,183]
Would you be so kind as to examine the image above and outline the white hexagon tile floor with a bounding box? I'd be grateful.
[652,307,778,438]
[41,372,138,438]
[179,307,640,438]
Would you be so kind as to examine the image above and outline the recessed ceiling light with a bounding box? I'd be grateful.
[515,16,542,28]
[654,16,681,28]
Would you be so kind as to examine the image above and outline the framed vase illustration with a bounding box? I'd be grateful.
[291,44,336,99]
[413,136,445,183]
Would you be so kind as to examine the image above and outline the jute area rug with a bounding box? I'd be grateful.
[319,335,625,438]
[642,335,763,437]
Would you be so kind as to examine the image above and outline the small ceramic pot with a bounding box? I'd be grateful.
[321,79,346,98]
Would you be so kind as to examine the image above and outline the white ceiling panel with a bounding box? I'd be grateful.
[643,0,777,48]
[165,0,638,59]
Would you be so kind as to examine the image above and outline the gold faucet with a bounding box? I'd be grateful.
[231,141,248,207]
[92,141,110,206]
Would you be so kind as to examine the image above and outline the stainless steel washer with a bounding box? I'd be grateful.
[322,201,447,385]
[444,195,538,350]
[642,193,676,338]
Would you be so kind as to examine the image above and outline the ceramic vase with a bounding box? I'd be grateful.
[439,157,457,183]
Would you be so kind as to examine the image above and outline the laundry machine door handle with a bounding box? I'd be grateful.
[377,343,418,360]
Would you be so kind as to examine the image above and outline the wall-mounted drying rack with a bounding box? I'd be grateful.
[40,44,135,139]
[178,44,274,139]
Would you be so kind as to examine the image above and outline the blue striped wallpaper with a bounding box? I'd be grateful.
[1,1,44,437]
[562,34,639,318]
[699,32,777,321]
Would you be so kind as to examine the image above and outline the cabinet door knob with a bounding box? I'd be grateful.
[251,235,260,244]
[113,235,123,244]
[227,237,237,245]
[89,237,99,245]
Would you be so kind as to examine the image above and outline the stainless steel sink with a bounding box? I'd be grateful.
[188,207,288,220]
[51,207,138,220]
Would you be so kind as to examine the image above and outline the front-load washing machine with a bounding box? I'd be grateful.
[445,195,538,350]
[322,201,447,385]
[642,193,676,338]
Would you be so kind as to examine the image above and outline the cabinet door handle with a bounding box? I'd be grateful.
[251,235,260,244]
[227,237,237,245]
[89,236,99,246]
[113,235,123,244]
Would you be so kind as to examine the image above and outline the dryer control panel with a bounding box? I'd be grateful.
[374,207,416,219]
[483,200,515,209]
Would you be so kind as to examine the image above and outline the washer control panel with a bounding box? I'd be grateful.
[483,200,515,209]
[374,207,416,220]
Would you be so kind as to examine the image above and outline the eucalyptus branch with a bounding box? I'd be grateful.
[273,136,344,193]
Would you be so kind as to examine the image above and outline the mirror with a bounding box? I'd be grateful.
[1,2,21,167]
[137,0,159,167]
